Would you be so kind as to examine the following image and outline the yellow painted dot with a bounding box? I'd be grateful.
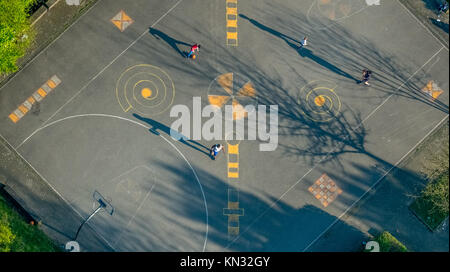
[314,95,326,107]
[141,88,152,98]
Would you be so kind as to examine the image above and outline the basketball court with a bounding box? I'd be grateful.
[0,0,448,251]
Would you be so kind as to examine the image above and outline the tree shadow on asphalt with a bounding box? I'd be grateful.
[137,2,448,166]
[430,18,450,33]
[149,27,192,58]
[100,160,372,251]
[239,14,359,83]
[422,0,446,14]
[251,2,448,114]
[132,113,211,157]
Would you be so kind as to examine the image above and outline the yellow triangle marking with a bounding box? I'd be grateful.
[237,81,256,97]
[121,11,133,22]
[112,20,122,30]
[217,73,233,95]
[432,90,443,99]
[208,95,230,108]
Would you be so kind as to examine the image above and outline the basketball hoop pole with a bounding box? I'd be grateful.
[73,190,115,241]
[73,201,105,241]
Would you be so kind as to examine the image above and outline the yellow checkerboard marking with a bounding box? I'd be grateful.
[308,173,342,207]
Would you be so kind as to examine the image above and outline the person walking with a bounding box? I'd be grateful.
[187,43,201,58]
[361,69,372,86]
[299,37,308,49]
[210,144,225,160]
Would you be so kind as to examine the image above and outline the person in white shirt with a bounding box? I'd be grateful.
[210,144,225,160]
[299,37,307,49]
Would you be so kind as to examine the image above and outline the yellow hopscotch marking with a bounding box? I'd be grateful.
[8,75,61,123]
[226,0,238,46]
[224,143,242,236]
[223,189,244,236]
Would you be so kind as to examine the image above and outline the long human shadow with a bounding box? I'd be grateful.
[239,14,301,51]
[430,18,449,34]
[299,48,359,82]
[132,113,210,156]
[149,28,191,57]
[239,14,358,82]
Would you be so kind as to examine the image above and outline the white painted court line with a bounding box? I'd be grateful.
[0,132,116,251]
[17,113,209,252]
[112,175,157,248]
[303,114,449,252]
[225,46,446,250]
[397,0,449,51]
[39,0,185,129]
[0,0,102,92]
[15,0,185,150]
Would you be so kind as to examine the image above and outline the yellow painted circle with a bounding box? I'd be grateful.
[141,88,152,98]
[314,95,326,107]
[299,80,341,122]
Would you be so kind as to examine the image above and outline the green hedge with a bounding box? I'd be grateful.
[0,0,36,75]
[374,231,408,252]
[0,192,60,252]
[410,172,449,230]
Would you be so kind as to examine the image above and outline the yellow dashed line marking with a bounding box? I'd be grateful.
[8,113,19,123]
[27,96,36,104]
[37,88,47,98]
[18,105,29,114]
[8,75,61,124]
[47,80,56,89]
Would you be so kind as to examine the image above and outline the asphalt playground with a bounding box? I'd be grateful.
[0,0,448,251]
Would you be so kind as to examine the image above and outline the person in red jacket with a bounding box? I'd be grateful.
[187,44,201,58]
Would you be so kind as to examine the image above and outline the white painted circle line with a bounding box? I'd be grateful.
[17,113,209,252]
